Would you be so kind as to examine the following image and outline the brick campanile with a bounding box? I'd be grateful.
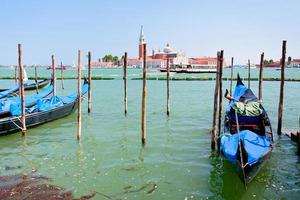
[139,25,146,59]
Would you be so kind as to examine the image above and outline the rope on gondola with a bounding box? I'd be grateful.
[10,117,23,130]
[82,96,87,101]
[235,110,247,189]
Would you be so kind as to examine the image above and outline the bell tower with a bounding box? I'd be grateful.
[139,25,146,59]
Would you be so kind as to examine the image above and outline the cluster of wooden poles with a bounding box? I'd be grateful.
[210,41,287,151]
[15,41,288,146]
[16,44,92,141]
[122,43,170,145]
[123,42,288,146]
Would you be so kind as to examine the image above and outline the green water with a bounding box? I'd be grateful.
[1,66,300,80]
[0,68,299,199]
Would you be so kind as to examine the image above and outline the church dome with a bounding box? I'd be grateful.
[163,43,173,54]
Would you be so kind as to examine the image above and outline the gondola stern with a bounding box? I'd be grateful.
[237,73,244,86]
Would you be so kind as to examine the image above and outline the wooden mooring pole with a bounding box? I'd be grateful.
[88,51,92,113]
[258,52,264,101]
[230,57,234,96]
[61,62,64,90]
[141,43,147,145]
[166,57,170,116]
[15,66,18,85]
[77,50,82,140]
[211,52,220,150]
[248,59,251,89]
[123,52,128,115]
[217,50,224,151]
[297,132,300,156]
[51,55,56,96]
[18,44,26,136]
[277,40,286,135]
[35,65,39,94]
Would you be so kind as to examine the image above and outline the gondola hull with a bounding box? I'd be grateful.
[24,79,50,91]
[0,79,50,92]
[0,101,77,135]
[220,74,273,186]
[237,147,272,184]
[0,84,54,118]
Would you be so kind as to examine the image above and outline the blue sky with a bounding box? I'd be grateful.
[0,0,299,65]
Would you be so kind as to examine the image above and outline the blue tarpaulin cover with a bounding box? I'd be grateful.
[36,96,64,112]
[17,82,88,115]
[0,85,19,99]
[221,75,272,166]
[221,130,271,166]
[0,84,53,115]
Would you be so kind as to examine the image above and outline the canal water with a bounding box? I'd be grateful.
[0,67,299,199]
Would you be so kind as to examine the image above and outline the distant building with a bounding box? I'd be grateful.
[291,59,300,66]
[189,57,218,69]
[173,52,189,67]
[91,61,114,68]
[128,26,225,69]
[139,26,146,59]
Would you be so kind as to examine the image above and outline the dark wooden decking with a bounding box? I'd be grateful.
[282,128,300,156]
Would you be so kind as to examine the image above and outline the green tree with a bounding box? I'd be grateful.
[102,54,119,63]
[287,56,292,65]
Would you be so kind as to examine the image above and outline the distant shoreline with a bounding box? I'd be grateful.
[0,76,299,81]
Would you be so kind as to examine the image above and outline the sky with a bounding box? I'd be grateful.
[0,0,299,65]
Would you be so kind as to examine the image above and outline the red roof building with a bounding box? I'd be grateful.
[127,26,226,69]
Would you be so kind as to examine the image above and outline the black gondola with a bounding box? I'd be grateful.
[24,79,51,90]
[0,80,88,135]
[0,84,53,118]
[220,75,273,185]
[0,79,50,92]
[0,85,19,99]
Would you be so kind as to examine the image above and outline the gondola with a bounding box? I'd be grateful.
[0,83,53,118]
[220,75,273,185]
[24,79,51,91]
[0,79,50,92]
[0,85,19,99]
[0,80,88,135]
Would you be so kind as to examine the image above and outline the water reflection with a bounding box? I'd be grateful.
[139,145,145,162]
[209,155,245,200]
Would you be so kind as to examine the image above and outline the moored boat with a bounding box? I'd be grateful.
[0,79,51,92]
[220,75,273,185]
[160,67,216,73]
[175,68,217,73]
[0,83,53,118]
[0,80,88,135]
[24,79,51,91]
[0,86,19,99]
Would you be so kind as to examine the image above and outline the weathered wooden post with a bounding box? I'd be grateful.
[297,132,300,156]
[123,52,128,115]
[211,52,220,150]
[51,55,56,96]
[277,40,286,135]
[258,52,264,101]
[18,44,26,136]
[217,50,224,150]
[15,66,18,85]
[248,59,251,89]
[230,57,234,96]
[61,62,64,90]
[77,50,82,140]
[166,57,170,116]
[141,43,147,144]
[35,65,39,94]
[88,51,92,113]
